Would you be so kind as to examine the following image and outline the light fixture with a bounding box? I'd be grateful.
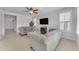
[25,7,38,15]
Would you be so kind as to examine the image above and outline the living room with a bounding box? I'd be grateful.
[0,7,79,51]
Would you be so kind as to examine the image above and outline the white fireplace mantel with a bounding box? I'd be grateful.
[38,25,49,34]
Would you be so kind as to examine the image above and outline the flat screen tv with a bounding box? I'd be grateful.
[40,18,48,25]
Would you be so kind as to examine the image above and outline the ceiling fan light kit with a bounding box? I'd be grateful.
[25,7,38,15]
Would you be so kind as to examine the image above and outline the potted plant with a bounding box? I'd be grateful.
[29,20,34,30]
[29,20,34,27]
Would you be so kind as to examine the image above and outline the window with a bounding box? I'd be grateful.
[59,11,72,32]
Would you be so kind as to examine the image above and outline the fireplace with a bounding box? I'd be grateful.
[40,27,47,34]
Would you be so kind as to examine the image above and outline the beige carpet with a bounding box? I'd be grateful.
[0,29,79,51]
[0,30,32,51]
[56,39,79,51]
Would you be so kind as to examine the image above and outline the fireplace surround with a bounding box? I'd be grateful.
[40,27,47,34]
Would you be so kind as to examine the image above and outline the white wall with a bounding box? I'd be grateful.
[16,15,32,33]
[0,10,2,39]
[37,12,58,29]
[4,15,16,30]
[77,8,79,34]
[37,7,77,40]
[77,7,79,47]
[0,10,5,40]
[2,10,4,39]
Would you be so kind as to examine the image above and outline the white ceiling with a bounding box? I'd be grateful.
[0,7,65,15]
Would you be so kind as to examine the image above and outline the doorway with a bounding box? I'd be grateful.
[4,14,17,33]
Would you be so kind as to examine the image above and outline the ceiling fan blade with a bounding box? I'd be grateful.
[34,9,38,11]
[25,7,38,15]
[26,7,30,10]
[30,8,33,10]
[34,12,38,14]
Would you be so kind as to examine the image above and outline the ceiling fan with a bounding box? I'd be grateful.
[25,7,38,15]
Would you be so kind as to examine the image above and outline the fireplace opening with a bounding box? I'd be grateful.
[40,27,47,34]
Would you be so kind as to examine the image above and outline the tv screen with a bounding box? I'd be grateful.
[40,18,48,24]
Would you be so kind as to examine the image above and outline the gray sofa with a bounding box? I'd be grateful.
[19,26,32,35]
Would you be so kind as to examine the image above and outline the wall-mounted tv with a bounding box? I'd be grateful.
[40,18,48,25]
